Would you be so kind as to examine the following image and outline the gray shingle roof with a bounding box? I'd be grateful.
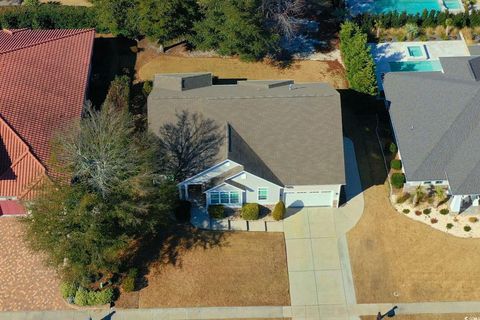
[148,73,345,186]
[384,56,480,195]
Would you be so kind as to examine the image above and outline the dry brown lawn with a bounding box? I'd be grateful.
[136,55,348,89]
[117,228,290,308]
[348,183,480,303]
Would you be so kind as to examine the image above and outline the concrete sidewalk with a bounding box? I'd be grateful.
[4,302,480,320]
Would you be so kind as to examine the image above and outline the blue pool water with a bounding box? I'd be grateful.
[389,60,443,72]
[407,46,423,57]
[349,0,461,15]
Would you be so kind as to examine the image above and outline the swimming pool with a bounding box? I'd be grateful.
[348,0,461,15]
[407,46,423,57]
[389,60,443,72]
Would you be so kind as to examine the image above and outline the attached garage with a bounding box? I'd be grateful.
[284,190,333,208]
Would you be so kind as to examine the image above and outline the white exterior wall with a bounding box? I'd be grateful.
[404,180,449,188]
[230,171,282,205]
[183,160,240,185]
[284,184,342,207]
[205,183,243,208]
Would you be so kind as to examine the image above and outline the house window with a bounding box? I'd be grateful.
[230,192,239,204]
[435,181,443,184]
[258,188,268,201]
[220,192,230,204]
[210,191,240,205]
[211,192,220,204]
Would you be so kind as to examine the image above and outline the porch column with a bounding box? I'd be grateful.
[185,184,189,200]
[450,195,462,213]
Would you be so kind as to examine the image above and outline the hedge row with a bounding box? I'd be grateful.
[0,4,101,31]
[354,10,480,31]
[60,282,114,306]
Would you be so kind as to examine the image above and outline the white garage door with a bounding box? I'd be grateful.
[284,191,333,207]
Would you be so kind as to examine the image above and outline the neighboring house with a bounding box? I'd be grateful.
[384,56,480,212]
[0,28,95,215]
[148,73,345,209]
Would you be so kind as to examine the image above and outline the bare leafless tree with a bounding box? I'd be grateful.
[158,111,224,182]
[261,0,306,39]
[53,102,144,198]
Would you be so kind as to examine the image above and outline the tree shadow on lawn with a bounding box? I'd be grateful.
[129,225,228,291]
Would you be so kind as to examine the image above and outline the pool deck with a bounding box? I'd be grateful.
[371,39,471,89]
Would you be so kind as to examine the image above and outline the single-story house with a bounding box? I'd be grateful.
[384,56,480,212]
[148,73,345,209]
[0,28,95,215]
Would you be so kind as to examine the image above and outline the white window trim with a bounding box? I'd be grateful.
[209,191,241,206]
[258,187,268,201]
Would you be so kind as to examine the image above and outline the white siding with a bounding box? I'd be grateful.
[206,184,243,207]
[405,180,449,187]
[183,160,240,185]
[230,171,281,205]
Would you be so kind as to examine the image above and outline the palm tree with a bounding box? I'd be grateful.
[434,186,446,207]
[445,18,453,36]
[375,19,384,39]
[405,23,419,40]
[413,185,425,207]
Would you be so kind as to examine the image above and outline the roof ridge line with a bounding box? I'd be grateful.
[0,28,95,55]
[0,115,47,173]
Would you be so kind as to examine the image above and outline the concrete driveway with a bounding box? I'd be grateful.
[283,138,364,319]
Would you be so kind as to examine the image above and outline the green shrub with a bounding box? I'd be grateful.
[446,223,454,229]
[93,288,114,305]
[402,209,410,214]
[74,288,90,306]
[241,203,260,220]
[464,225,472,232]
[423,208,431,215]
[390,173,405,189]
[440,209,449,215]
[122,268,138,293]
[272,201,286,221]
[143,81,153,95]
[122,276,135,293]
[208,205,225,219]
[74,287,114,306]
[390,159,402,170]
[396,192,410,204]
[389,142,398,155]
[469,217,479,223]
[175,200,191,222]
[60,282,78,299]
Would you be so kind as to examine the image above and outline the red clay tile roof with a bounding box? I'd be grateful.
[0,28,94,198]
[0,200,26,215]
[0,116,46,199]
